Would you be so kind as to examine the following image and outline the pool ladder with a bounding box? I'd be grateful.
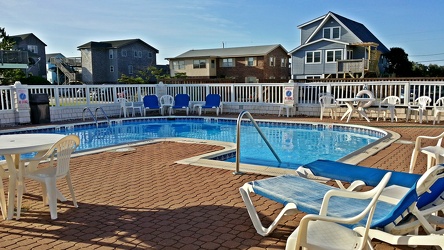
[234,110,281,175]
[83,107,111,127]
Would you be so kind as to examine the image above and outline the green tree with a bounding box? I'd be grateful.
[118,74,145,84]
[0,27,15,50]
[384,47,413,77]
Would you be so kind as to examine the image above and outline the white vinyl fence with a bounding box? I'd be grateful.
[1,80,443,125]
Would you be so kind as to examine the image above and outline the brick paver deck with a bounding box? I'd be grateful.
[0,115,443,249]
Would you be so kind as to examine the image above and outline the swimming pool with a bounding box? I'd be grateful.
[0,117,388,169]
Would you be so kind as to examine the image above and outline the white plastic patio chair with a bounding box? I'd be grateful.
[285,172,391,250]
[319,94,339,120]
[409,131,444,173]
[406,96,431,123]
[377,96,400,122]
[0,162,10,220]
[159,95,174,116]
[19,135,80,220]
[117,98,133,118]
[432,97,444,125]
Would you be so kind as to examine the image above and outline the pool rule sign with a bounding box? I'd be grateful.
[14,81,29,109]
[283,86,294,105]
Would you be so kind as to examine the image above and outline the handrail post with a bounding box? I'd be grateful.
[234,110,281,175]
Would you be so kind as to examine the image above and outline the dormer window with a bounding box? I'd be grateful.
[323,27,340,39]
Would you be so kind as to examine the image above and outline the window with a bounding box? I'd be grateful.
[306,51,321,64]
[323,27,340,39]
[173,60,185,70]
[109,50,113,59]
[326,50,343,63]
[269,57,275,67]
[246,57,255,66]
[148,52,153,58]
[221,58,234,67]
[121,50,127,57]
[128,65,133,74]
[27,45,38,53]
[281,58,287,67]
[134,50,142,58]
[110,66,114,72]
[306,75,322,79]
[193,59,206,69]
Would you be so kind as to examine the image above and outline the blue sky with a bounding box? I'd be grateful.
[2,0,444,65]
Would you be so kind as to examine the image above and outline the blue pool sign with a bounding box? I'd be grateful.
[284,86,294,105]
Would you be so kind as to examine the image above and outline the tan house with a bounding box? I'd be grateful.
[166,44,290,83]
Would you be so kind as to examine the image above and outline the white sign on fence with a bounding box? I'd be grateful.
[284,86,294,105]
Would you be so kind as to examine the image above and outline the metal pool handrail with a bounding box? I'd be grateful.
[234,110,281,174]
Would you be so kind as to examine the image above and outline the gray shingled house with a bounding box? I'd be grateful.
[290,11,389,79]
[78,39,158,84]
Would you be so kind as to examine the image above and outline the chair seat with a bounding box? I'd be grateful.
[26,167,57,180]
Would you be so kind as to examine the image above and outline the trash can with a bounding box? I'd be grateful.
[29,93,50,124]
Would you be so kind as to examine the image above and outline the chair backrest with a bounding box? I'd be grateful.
[117,98,130,108]
[174,94,190,107]
[41,135,80,178]
[143,95,159,108]
[382,96,400,105]
[373,165,444,230]
[205,94,221,107]
[160,95,174,105]
[415,96,432,109]
[434,97,444,108]
[319,95,336,108]
[356,89,375,108]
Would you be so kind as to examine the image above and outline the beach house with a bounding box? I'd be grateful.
[289,11,389,79]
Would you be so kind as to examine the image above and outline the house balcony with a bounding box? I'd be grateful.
[0,50,29,69]
[335,58,379,78]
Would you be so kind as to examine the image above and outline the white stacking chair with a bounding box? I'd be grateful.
[432,97,444,125]
[377,96,400,122]
[19,135,80,219]
[159,95,174,116]
[0,162,10,220]
[319,94,339,120]
[406,96,431,123]
[117,98,133,117]
[409,131,444,173]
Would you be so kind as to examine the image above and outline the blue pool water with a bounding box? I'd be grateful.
[0,117,386,169]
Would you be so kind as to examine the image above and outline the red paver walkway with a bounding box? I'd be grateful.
[0,115,443,249]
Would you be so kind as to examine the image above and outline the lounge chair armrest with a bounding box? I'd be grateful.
[347,180,366,191]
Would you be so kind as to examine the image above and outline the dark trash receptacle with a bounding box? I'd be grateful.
[29,93,50,124]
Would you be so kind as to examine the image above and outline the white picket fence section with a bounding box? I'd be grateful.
[1,80,443,125]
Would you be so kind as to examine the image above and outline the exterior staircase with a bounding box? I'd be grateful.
[50,57,82,84]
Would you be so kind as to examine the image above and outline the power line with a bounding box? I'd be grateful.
[415,59,444,63]
[410,52,444,57]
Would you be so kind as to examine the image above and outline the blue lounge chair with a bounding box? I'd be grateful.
[198,94,221,116]
[240,160,444,248]
[169,94,190,116]
[143,95,161,116]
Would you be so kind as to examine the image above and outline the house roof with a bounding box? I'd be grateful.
[293,11,389,53]
[11,33,47,46]
[167,44,287,60]
[77,39,159,53]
